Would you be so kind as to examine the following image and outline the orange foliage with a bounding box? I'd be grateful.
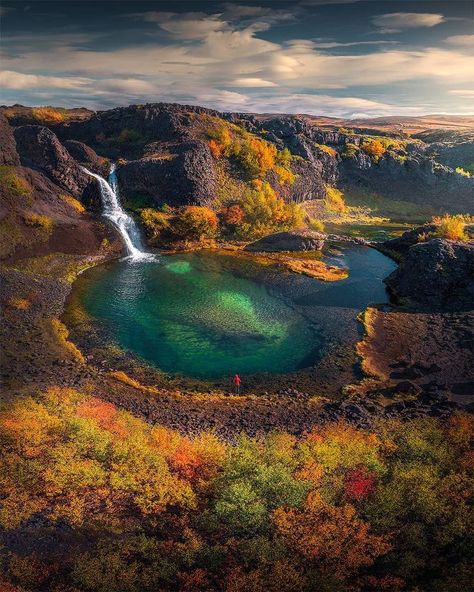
[220,203,245,227]
[7,297,30,310]
[273,491,391,581]
[362,139,385,158]
[209,139,224,158]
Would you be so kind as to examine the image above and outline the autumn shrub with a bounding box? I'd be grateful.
[205,117,295,182]
[324,186,347,213]
[308,218,325,232]
[140,208,170,243]
[31,106,66,124]
[362,139,386,159]
[314,143,338,157]
[172,206,218,241]
[219,203,245,233]
[50,318,85,363]
[0,390,472,592]
[0,166,32,199]
[60,194,85,213]
[432,213,470,241]
[236,182,305,239]
[22,212,54,232]
[455,167,471,177]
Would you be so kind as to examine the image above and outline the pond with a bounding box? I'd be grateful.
[73,246,396,379]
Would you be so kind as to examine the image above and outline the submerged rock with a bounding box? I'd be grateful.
[385,238,474,309]
[244,230,326,252]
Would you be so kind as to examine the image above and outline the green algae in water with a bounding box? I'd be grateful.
[165,260,192,274]
[80,253,318,378]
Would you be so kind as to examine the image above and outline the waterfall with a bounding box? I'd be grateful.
[83,164,153,261]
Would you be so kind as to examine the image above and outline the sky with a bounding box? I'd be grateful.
[0,0,473,118]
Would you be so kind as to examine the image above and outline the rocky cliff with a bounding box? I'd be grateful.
[2,102,473,217]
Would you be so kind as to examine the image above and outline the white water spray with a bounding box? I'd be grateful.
[83,164,153,261]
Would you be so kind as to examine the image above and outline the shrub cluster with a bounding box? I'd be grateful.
[205,117,295,184]
[0,389,472,592]
[431,213,472,241]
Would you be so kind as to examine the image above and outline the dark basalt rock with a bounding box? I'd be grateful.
[385,238,474,309]
[340,152,474,213]
[63,140,108,176]
[380,224,438,259]
[117,141,217,206]
[0,113,20,166]
[13,125,96,197]
[245,230,325,252]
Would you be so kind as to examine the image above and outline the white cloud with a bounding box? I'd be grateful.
[313,40,399,49]
[229,77,277,87]
[0,70,90,90]
[448,89,474,98]
[444,35,474,47]
[2,8,473,115]
[372,12,445,33]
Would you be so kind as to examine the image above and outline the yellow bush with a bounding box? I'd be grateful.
[140,208,170,242]
[0,166,32,199]
[315,144,338,157]
[308,218,325,233]
[274,165,296,186]
[31,107,66,124]
[61,194,85,213]
[324,186,346,213]
[109,370,158,393]
[22,212,54,231]
[51,319,85,364]
[237,182,305,239]
[431,214,470,241]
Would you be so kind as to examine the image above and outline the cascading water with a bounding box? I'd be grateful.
[83,164,153,261]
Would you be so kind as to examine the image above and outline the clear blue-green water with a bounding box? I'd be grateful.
[77,247,396,379]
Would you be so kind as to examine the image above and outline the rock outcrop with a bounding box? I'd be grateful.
[245,230,325,252]
[117,140,217,206]
[0,113,20,166]
[385,238,474,309]
[4,102,472,214]
[13,125,95,197]
[63,140,108,176]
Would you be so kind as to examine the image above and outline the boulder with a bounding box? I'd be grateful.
[381,224,438,259]
[245,230,326,252]
[63,140,108,175]
[13,125,94,197]
[117,141,216,206]
[385,238,474,309]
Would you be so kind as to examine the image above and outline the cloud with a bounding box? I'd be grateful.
[448,89,474,99]
[2,7,473,114]
[139,12,227,40]
[313,40,399,48]
[228,77,277,87]
[0,70,90,90]
[444,35,474,47]
[372,12,445,33]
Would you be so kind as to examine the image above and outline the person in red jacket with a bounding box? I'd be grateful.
[232,373,241,394]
